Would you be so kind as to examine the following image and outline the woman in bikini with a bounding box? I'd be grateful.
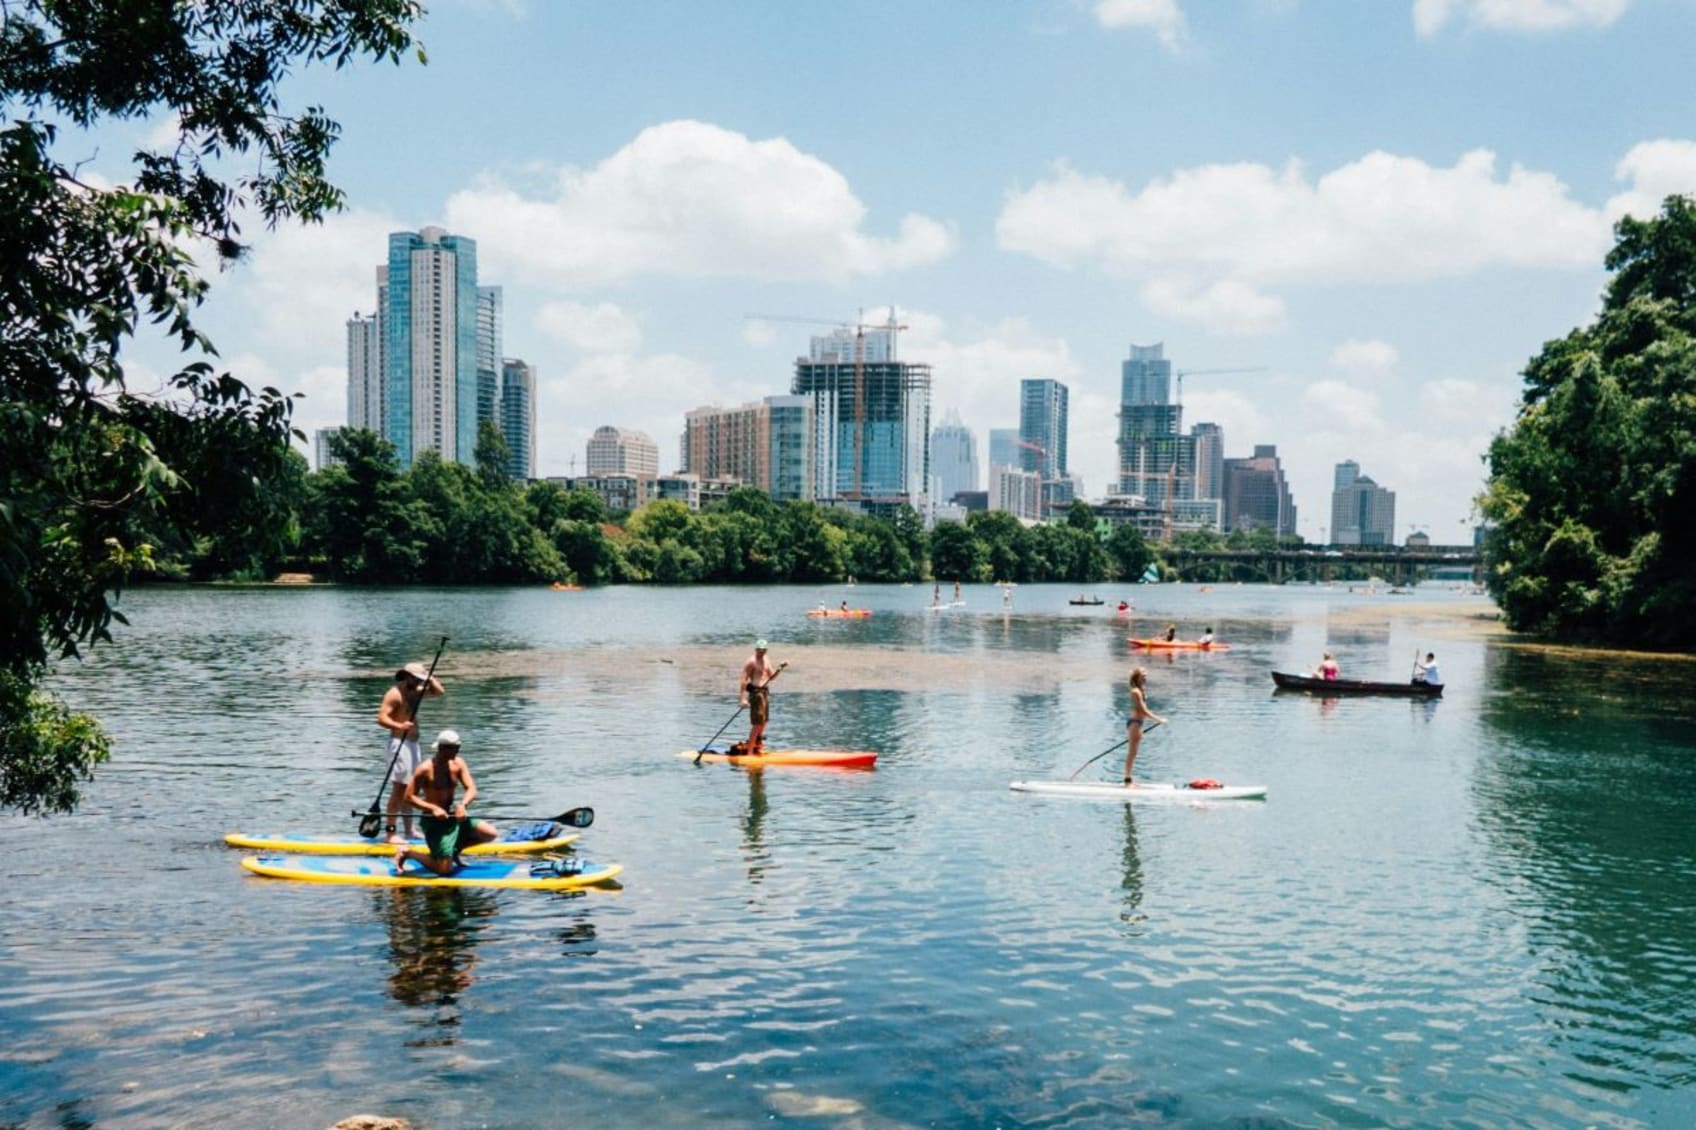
[1123,667,1167,786]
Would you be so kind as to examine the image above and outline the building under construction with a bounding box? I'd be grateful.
[792,327,931,509]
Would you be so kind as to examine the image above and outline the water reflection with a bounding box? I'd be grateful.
[741,770,769,883]
[1119,806,1145,929]
[378,887,496,1043]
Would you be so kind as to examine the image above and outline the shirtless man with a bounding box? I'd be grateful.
[739,640,785,756]
[377,661,445,844]
[393,730,498,876]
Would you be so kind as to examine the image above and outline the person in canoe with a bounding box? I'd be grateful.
[1316,652,1340,680]
[1413,652,1443,687]
[377,660,445,845]
[739,639,783,756]
[393,730,497,876]
[1123,667,1167,786]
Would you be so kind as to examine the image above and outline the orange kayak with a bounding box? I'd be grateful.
[679,746,878,769]
[1129,638,1232,651]
[807,609,872,618]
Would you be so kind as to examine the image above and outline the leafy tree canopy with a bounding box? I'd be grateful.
[1,1,424,812]
[1480,195,1696,644]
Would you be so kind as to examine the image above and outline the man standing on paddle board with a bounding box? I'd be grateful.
[1123,667,1167,786]
[739,640,783,756]
[393,730,497,875]
[377,661,445,844]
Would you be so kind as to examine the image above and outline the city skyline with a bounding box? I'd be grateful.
[81,2,1696,542]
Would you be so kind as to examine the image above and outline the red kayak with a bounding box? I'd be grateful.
[1129,638,1231,651]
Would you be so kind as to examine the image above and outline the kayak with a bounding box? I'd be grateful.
[1009,780,1266,801]
[1271,671,1443,697]
[223,825,580,857]
[808,609,872,618]
[241,854,622,890]
[680,744,878,769]
[1130,638,1232,651]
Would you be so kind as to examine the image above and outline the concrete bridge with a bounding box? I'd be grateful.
[1162,545,1483,585]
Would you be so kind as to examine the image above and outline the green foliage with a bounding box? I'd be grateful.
[1106,522,1154,581]
[1481,194,1696,644]
[1,0,425,811]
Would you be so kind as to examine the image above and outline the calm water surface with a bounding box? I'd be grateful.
[3,583,1695,1128]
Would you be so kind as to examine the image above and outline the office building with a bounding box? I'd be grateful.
[988,427,1019,471]
[345,312,382,434]
[314,427,345,472]
[586,426,659,477]
[1330,460,1396,545]
[1018,379,1069,483]
[930,410,980,502]
[1223,444,1298,537]
[500,359,536,481]
[476,286,503,436]
[682,395,814,501]
[1117,343,1194,506]
[382,226,481,467]
[991,465,1042,522]
[1191,422,1225,504]
[792,332,931,505]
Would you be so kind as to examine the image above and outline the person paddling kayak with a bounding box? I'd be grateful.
[1123,667,1167,786]
[393,730,498,876]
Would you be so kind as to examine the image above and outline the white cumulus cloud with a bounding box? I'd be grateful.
[443,120,955,287]
[537,301,643,354]
[1330,339,1399,376]
[1414,0,1628,37]
[997,142,1696,334]
[1094,0,1186,50]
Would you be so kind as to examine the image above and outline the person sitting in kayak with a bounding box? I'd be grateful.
[739,639,783,756]
[1317,652,1340,680]
[1123,667,1167,786]
[377,660,445,845]
[394,730,497,875]
[1198,626,1216,647]
[839,600,850,613]
[1163,623,1178,642]
[1413,652,1442,687]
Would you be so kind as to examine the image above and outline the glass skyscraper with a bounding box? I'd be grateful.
[793,333,931,504]
[500,359,536,480]
[384,227,481,467]
[1018,378,1068,482]
[930,410,980,502]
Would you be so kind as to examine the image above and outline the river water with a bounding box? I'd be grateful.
[3,583,1694,1129]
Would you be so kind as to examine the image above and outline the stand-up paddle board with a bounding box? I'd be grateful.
[1010,780,1266,801]
[241,854,622,890]
[681,744,877,769]
[224,823,579,856]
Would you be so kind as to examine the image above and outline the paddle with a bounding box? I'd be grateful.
[358,635,448,839]
[694,661,788,763]
[351,805,594,830]
[1066,720,1163,781]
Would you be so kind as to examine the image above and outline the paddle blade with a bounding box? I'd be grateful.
[557,806,594,828]
[357,811,382,839]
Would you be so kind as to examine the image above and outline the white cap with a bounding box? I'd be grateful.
[434,730,461,749]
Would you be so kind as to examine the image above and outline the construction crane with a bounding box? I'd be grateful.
[744,310,908,499]
[1174,367,1267,409]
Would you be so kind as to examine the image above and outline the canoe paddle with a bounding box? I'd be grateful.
[357,635,447,839]
[350,805,594,829]
[1066,720,1163,781]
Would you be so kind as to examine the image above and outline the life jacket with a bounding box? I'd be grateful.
[1187,778,1223,790]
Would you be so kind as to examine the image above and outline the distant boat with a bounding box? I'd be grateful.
[1068,596,1105,606]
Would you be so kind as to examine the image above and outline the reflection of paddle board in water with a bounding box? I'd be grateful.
[241,854,623,889]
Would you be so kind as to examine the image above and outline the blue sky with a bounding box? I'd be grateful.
[108,0,1696,542]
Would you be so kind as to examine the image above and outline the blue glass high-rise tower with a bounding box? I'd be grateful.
[384,227,481,466]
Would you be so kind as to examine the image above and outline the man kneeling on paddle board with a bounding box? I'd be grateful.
[393,730,498,875]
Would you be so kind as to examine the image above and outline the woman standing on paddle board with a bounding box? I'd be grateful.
[1123,667,1167,786]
